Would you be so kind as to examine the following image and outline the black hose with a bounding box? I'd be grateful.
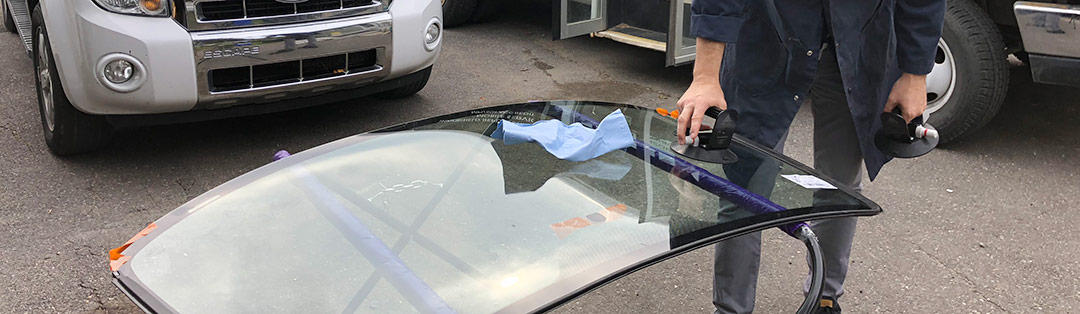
[795,226,824,314]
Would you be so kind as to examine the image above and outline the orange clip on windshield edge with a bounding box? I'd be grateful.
[109,223,157,272]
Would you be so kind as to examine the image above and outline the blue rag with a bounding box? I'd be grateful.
[491,109,635,162]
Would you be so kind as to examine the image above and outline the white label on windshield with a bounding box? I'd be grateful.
[781,175,837,190]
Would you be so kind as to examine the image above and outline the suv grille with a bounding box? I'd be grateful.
[198,0,376,21]
[208,50,379,92]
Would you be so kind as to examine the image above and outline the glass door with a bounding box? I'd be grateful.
[666,0,696,66]
[554,0,607,40]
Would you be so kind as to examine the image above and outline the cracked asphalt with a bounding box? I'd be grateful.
[2,2,1078,313]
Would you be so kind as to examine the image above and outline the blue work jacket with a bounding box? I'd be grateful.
[691,0,945,180]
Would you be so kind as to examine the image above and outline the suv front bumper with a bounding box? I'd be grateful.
[192,13,392,109]
[41,0,440,115]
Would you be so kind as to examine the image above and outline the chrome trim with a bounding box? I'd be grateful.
[1015,1,1080,58]
[212,64,384,96]
[423,17,441,51]
[192,13,392,108]
[180,0,387,31]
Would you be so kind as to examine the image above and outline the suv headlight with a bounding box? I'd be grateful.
[92,0,170,17]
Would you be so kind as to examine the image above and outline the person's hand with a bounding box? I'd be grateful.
[884,73,928,122]
[676,80,727,145]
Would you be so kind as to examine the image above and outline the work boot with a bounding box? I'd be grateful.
[815,296,841,314]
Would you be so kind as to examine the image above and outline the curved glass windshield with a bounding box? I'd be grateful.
[121,101,878,313]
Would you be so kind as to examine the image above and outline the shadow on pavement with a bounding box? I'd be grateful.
[936,66,1080,158]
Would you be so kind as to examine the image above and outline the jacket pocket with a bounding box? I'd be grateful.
[734,11,786,95]
[784,39,816,92]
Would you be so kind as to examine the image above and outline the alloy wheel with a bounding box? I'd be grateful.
[36,29,55,132]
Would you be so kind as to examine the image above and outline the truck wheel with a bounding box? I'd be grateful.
[924,0,1009,144]
[32,6,112,155]
[441,0,478,28]
[3,1,17,34]
[376,67,432,99]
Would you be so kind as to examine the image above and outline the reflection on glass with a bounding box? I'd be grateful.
[125,101,875,313]
[567,0,601,24]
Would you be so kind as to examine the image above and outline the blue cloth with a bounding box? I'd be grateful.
[490,109,634,162]
[690,0,946,180]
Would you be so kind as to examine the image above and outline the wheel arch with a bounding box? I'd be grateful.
[31,0,92,115]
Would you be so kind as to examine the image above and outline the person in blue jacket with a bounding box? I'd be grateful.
[675,0,945,312]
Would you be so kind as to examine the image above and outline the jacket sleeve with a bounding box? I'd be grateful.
[691,0,750,43]
[894,0,947,75]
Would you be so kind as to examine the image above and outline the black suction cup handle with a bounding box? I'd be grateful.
[882,108,931,142]
[705,107,724,119]
[875,108,940,158]
[891,107,925,125]
[707,108,737,150]
[670,107,741,164]
[880,110,911,142]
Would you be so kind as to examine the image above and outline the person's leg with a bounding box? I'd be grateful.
[805,44,864,300]
[713,134,788,314]
[713,232,762,314]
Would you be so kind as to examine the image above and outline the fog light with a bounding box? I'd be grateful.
[424,19,441,51]
[97,53,147,93]
[104,60,135,84]
[425,24,440,44]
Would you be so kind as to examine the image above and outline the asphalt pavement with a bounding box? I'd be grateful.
[1,2,1078,313]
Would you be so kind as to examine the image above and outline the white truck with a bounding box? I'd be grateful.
[2,0,443,155]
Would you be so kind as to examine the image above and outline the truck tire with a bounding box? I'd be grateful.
[441,0,478,28]
[32,6,112,155]
[376,67,432,99]
[3,1,17,34]
[924,0,1009,144]
[470,0,500,23]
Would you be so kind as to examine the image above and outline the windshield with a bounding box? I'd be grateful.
[119,101,878,313]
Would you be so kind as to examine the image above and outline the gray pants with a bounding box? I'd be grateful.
[712,46,864,314]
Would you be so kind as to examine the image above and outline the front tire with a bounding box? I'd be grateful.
[441,0,478,28]
[376,67,433,99]
[924,0,1010,144]
[3,1,17,34]
[32,6,112,155]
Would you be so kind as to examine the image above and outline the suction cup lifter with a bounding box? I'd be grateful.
[671,107,740,164]
[874,109,939,158]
